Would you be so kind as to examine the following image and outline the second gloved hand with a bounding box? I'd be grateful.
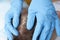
[26,0,60,40]
[4,0,23,40]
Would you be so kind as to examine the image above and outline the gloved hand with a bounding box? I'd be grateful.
[26,0,60,40]
[4,0,23,40]
[53,1,60,40]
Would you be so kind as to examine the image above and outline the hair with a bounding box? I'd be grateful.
[13,8,34,40]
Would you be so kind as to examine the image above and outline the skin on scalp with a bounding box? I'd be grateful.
[13,8,34,40]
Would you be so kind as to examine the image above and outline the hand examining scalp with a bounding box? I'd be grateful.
[26,0,60,40]
[4,0,23,40]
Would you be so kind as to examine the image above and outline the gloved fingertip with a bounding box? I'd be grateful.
[8,36,13,40]
[4,27,13,40]
[15,31,19,36]
[26,23,32,30]
[26,15,35,30]
[7,24,18,36]
[55,18,60,36]
[13,16,19,28]
[12,29,19,36]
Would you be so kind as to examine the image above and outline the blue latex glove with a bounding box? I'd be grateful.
[26,0,60,40]
[4,0,23,40]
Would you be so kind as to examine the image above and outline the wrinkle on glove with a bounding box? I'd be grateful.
[26,0,60,40]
